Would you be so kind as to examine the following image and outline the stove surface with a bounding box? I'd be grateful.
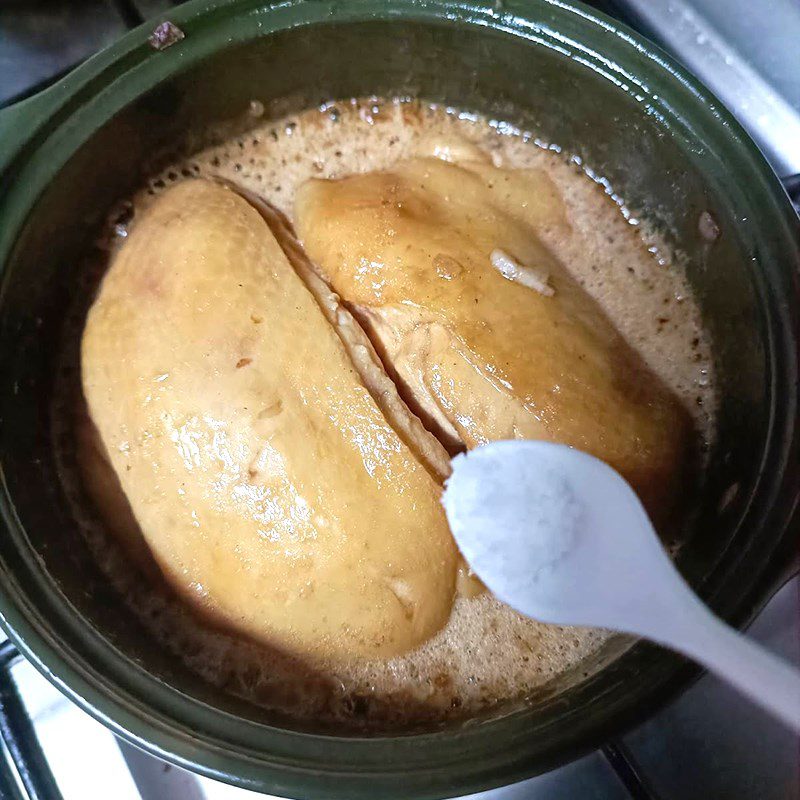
[0,1,798,798]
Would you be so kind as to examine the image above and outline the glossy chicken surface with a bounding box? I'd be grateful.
[81,179,458,662]
[295,146,690,520]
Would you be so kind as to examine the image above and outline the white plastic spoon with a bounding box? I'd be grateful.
[442,440,800,732]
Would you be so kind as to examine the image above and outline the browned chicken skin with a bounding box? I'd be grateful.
[295,148,691,522]
[82,179,458,663]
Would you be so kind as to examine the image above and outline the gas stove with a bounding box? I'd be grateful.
[1,2,798,798]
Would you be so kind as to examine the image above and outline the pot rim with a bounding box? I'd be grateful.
[0,1,798,797]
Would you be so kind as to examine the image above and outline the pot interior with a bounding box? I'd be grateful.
[0,3,796,782]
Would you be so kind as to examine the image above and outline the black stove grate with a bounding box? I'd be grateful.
[0,643,62,800]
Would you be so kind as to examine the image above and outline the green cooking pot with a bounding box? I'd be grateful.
[0,0,798,796]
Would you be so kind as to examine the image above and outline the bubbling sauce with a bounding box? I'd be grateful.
[54,98,715,731]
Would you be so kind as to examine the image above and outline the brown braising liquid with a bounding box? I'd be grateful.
[54,98,715,731]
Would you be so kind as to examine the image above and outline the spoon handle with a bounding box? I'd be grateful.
[659,604,800,732]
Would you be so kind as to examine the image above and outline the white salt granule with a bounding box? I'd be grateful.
[443,441,583,607]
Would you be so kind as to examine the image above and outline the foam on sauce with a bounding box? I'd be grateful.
[54,98,715,731]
